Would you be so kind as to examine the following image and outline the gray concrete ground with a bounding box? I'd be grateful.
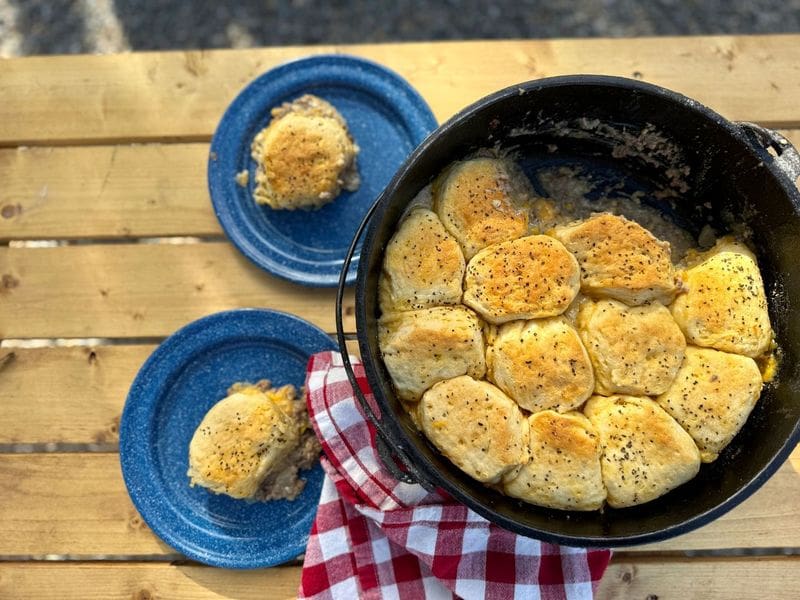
[1,0,800,57]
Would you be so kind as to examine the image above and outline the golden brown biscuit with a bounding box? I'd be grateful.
[656,346,763,462]
[503,410,606,511]
[379,208,465,312]
[418,375,530,483]
[670,240,772,357]
[578,299,686,395]
[251,94,359,210]
[379,306,486,401]
[487,317,594,413]
[187,384,301,499]
[553,213,677,305]
[433,157,531,259]
[584,395,701,508]
[463,235,580,324]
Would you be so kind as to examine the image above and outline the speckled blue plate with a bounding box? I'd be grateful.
[119,309,336,569]
[208,54,437,287]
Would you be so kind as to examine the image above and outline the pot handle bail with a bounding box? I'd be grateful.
[334,201,433,490]
[738,122,800,186]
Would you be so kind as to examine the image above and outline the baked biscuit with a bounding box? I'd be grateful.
[379,208,465,312]
[670,240,772,357]
[584,395,701,508]
[578,299,686,395]
[553,213,677,305]
[504,410,606,511]
[418,375,530,483]
[188,384,301,499]
[487,317,594,413]
[463,235,580,324]
[433,157,531,259]
[379,306,486,401]
[251,94,359,210]
[657,346,763,462]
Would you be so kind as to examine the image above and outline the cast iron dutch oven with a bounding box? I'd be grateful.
[335,75,800,547]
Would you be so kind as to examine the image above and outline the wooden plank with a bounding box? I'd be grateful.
[0,341,360,445]
[3,132,798,242]
[0,454,170,555]
[0,451,797,556]
[0,562,300,600]
[0,144,218,240]
[0,346,152,445]
[0,243,356,339]
[597,556,800,600]
[1,36,799,146]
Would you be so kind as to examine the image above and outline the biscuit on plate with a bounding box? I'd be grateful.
[379,306,486,401]
[188,383,302,500]
[487,317,594,413]
[657,346,763,463]
[463,235,580,324]
[553,213,677,305]
[418,375,529,483]
[251,94,359,210]
[504,410,606,511]
[578,298,686,396]
[670,239,772,357]
[584,394,701,508]
[379,208,465,312]
[432,157,531,259]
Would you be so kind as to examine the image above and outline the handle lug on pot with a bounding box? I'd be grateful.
[738,122,800,185]
[375,434,418,484]
[375,434,435,491]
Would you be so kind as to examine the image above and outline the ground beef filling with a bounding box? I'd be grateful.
[239,381,321,502]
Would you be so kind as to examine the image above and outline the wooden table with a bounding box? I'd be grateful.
[1,35,799,599]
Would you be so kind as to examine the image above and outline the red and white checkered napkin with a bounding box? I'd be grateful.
[299,351,611,600]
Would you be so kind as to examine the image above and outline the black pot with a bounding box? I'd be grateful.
[336,75,800,547]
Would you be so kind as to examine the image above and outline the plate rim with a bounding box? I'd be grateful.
[207,53,437,287]
[119,308,337,569]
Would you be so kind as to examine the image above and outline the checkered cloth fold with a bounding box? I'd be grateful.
[299,352,611,599]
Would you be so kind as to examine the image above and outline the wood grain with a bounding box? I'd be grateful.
[0,452,796,556]
[0,342,360,445]
[2,36,799,598]
[0,562,300,600]
[0,144,216,240]
[0,556,799,599]
[597,556,800,600]
[0,454,171,556]
[0,346,152,445]
[2,130,797,242]
[1,36,799,146]
[0,243,356,339]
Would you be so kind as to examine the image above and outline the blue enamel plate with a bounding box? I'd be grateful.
[119,309,337,569]
[208,54,438,286]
